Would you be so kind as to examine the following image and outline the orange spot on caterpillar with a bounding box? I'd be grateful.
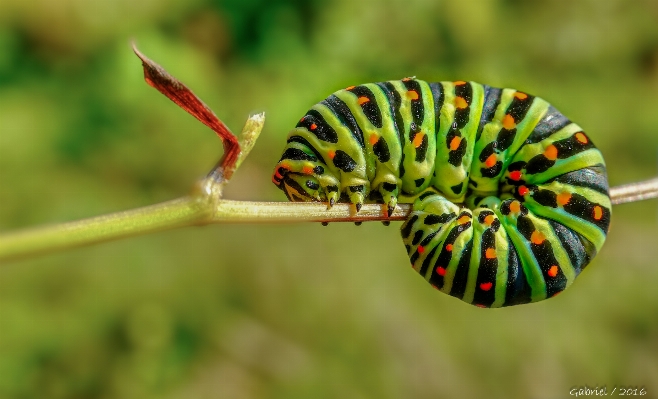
[412,132,425,148]
[346,85,355,90]
[509,200,521,213]
[575,132,588,144]
[417,245,425,254]
[502,114,516,130]
[547,265,559,277]
[531,230,546,245]
[402,77,412,82]
[300,117,305,123]
[449,136,462,151]
[358,96,370,105]
[544,144,558,161]
[280,163,291,170]
[310,123,317,130]
[328,150,336,159]
[514,92,528,100]
[484,214,495,225]
[518,185,529,196]
[455,96,468,109]
[485,248,496,259]
[436,266,446,276]
[458,215,470,224]
[480,282,493,291]
[509,170,522,181]
[446,244,453,252]
[454,80,466,86]
[552,291,561,297]
[475,304,488,308]
[593,205,603,220]
[369,134,379,146]
[485,154,497,168]
[407,90,419,100]
[302,165,314,175]
[557,192,572,206]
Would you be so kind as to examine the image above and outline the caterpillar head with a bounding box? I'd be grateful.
[272,161,325,202]
[272,135,335,202]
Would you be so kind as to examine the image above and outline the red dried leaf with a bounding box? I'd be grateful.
[132,43,240,175]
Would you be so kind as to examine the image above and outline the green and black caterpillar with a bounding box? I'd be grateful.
[272,78,611,307]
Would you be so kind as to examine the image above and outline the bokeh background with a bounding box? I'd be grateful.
[1,0,658,398]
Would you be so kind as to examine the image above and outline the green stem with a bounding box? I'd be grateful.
[0,197,206,262]
[0,199,409,263]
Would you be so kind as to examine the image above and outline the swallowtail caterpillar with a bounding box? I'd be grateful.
[272,78,611,308]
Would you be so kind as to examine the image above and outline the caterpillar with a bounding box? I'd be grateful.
[272,78,611,307]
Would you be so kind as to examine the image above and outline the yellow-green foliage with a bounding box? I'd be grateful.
[0,0,657,398]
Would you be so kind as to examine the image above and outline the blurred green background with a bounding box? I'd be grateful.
[1,0,658,398]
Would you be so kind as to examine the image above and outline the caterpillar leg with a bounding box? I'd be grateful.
[347,184,367,212]
[324,183,340,208]
[375,182,399,217]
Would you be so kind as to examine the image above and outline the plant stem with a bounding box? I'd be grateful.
[2,176,656,263]
[0,197,206,262]
[198,113,265,200]
[609,177,658,205]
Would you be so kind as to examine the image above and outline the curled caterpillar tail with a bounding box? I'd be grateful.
[402,189,609,307]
